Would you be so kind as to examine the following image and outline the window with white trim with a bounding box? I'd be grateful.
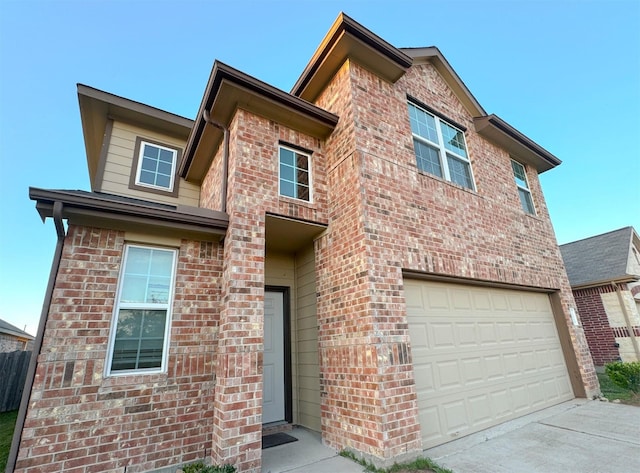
[408,102,474,190]
[107,245,177,374]
[511,160,535,215]
[135,141,177,191]
[279,145,311,201]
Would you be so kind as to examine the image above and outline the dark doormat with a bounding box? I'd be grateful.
[262,432,298,449]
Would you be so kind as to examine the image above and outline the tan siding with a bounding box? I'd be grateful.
[295,244,321,432]
[99,120,200,206]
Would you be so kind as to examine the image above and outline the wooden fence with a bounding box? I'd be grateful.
[0,350,32,412]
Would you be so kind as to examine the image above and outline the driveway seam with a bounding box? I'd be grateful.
[537,421,640,446]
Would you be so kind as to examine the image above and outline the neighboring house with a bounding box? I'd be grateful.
[0,319,34,352]
[10,13,598,473]
[560,227,640,366]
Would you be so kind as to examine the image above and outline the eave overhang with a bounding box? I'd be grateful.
[474,114,561,173]
[401,47,486,117]
[180,62,339,183]
[570,274,640,291]
[78,84,193,190]
[292,12,413,102]
[29,187,228,240]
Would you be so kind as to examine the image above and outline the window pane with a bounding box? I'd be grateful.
[139,170,156,185]
[296,169,309,186]
[280,163,295,182]
[280,180,295,198]
[155,174,171,189]
[296,153,308,170]
[279,147,311,200]
[511,160,529,189]
[414,139,443,177]
[141,157,157,172]
[280,148,294,166]
[519,188,535,214]
[121,247,174,304]
[408,103,439,143]
[158,161,172,175]
[159,149,174,163]
[137,143,175,190]
[440,122,467,158]
[447,154,473,189]
[143,145,160,159]
[297,185,309,201]
[111,309,167,371]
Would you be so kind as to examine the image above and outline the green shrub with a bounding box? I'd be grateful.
[182,460,236,473]
[605,361,640,394]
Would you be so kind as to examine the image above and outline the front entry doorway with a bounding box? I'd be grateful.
[263,287,291,424]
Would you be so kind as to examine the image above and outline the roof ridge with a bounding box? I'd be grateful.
[559,226,632,247]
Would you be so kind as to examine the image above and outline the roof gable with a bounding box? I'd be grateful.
[292,12,412,102]
[560,226,640,288]
[77,85,192,190]
[180,62,338,183]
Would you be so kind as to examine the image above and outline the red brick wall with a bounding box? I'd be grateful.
[201,109,329,471]
[312,60,423,463]
[573,285,621,366]
[310,59,598,463]
[15,226,223,473]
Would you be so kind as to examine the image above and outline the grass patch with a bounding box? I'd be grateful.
[0,410,18,472]
[598,371,640,405]
[340,450,453,473]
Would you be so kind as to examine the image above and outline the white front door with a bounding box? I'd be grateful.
[263,290,285,424]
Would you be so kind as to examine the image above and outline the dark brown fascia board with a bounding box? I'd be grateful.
[77,84,193,190]
[180,61,339,183]
[29,187,228,237]
[401,47,486,117]
[291,12,413,102]
[474,115,561,173]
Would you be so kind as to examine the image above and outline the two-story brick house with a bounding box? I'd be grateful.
[10,13,598,473]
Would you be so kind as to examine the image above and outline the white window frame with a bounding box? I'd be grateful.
[105,244,178,376]
[408,101,475,190]
[278,145,312,202]
[134,140,178,192]
[511,159,536,215]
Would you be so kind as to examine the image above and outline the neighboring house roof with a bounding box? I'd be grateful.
[0,319,35,340]
[560,226,640,288]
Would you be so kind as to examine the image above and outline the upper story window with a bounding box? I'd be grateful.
[279,145,311,202]
[511,160,535,215]
[408,101,474,190]
[130,137,180,196]
[106,245,177,375]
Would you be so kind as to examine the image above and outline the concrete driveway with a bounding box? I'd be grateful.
[426,399,640,473]
[263,399,639,472]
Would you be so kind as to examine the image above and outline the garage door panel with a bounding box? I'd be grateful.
[469,395,492,424]
[432,323,456,348]
[418,405,443,443]
[442,400,469,433]
[405,279,573,449]
[461,357,484,384]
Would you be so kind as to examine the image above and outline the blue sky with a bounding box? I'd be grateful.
[1,0,639,336]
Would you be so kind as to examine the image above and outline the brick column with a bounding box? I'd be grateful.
[210,211,265,473]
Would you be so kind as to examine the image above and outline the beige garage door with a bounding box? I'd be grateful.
[405,279,573,449]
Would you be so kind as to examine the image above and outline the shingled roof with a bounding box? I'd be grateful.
[559,226,639,288]
[0,319,34,340]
